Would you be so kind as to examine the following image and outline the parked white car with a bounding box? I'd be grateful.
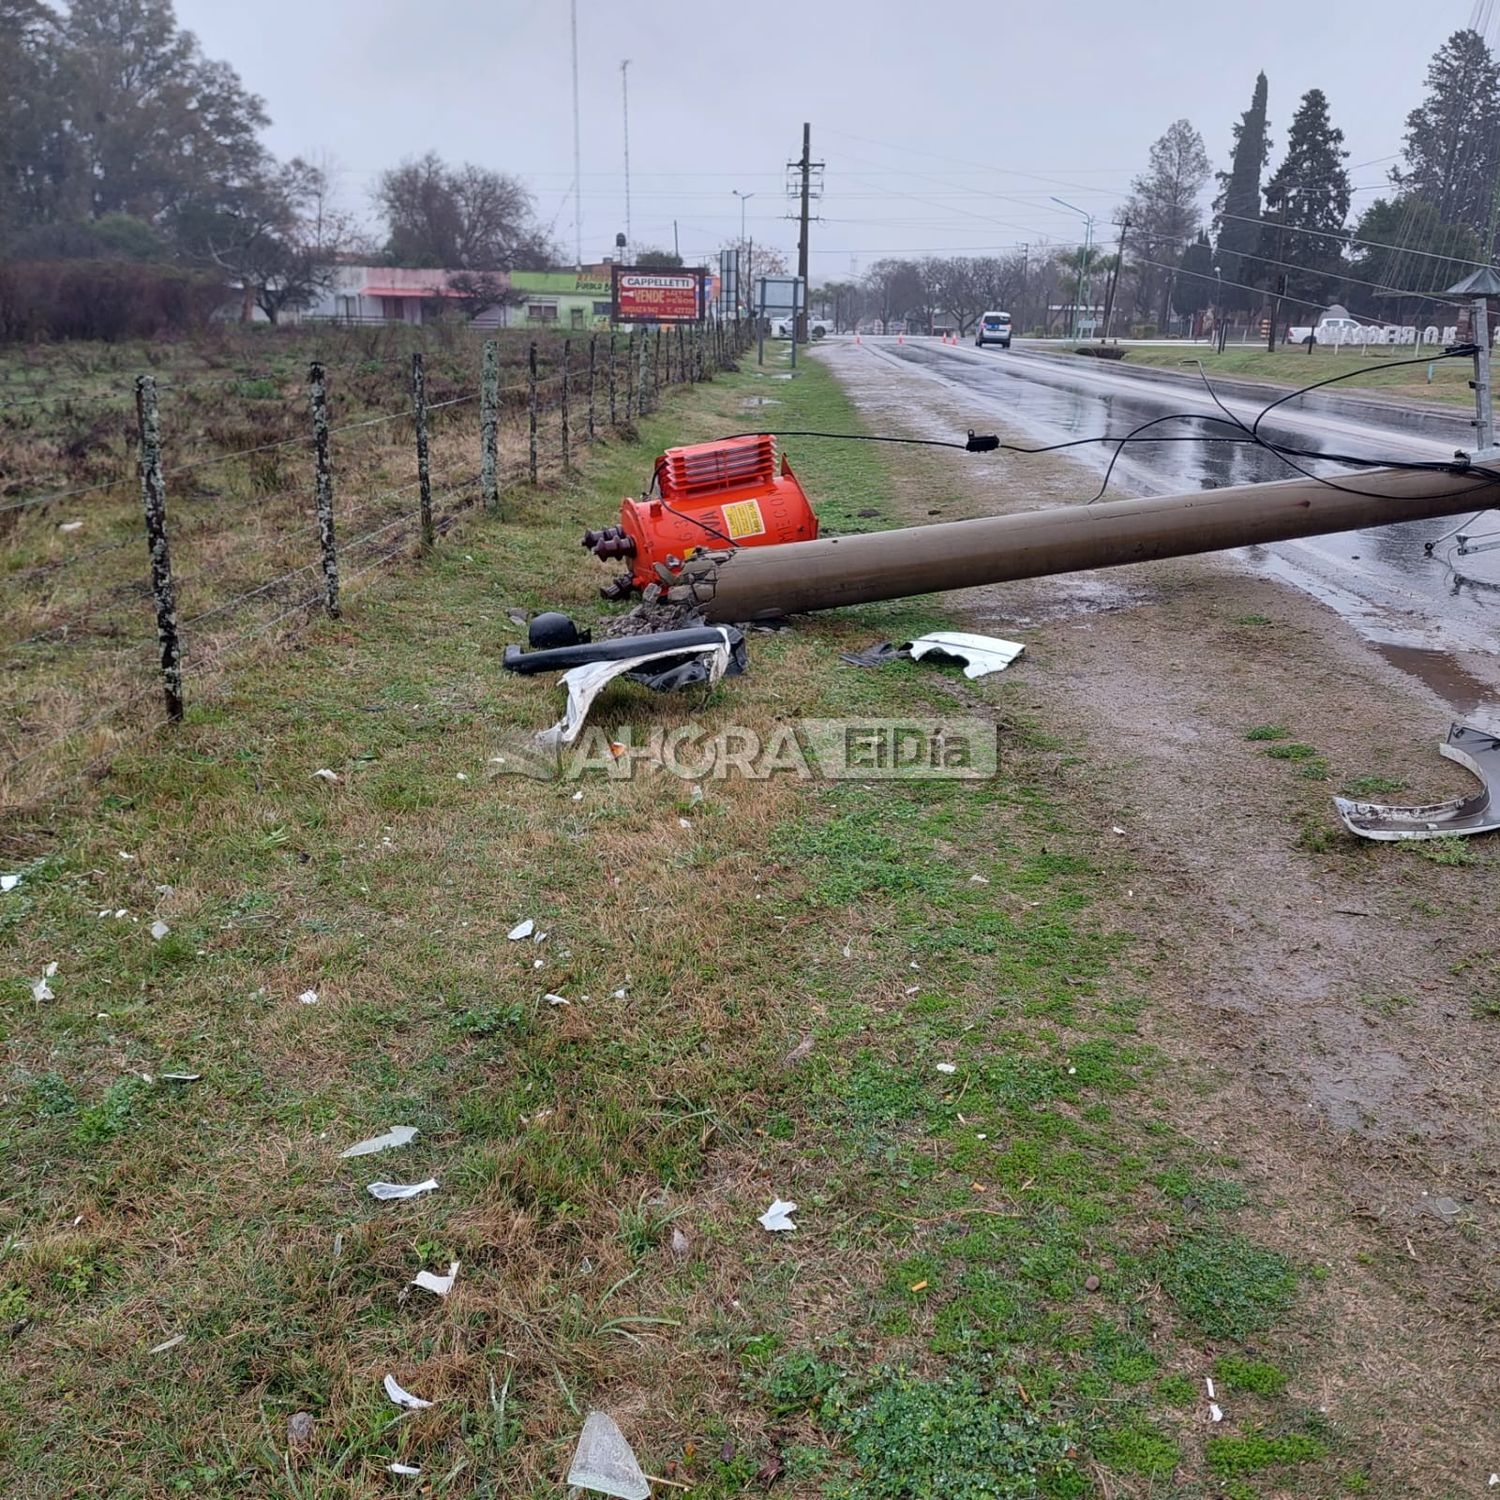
[1287,316,1369,345]
[769,316,831,339]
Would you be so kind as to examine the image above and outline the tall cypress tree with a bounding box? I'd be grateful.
[1392,29,1500,242]
[1261,89,1350,311]
[1212,72,1270,312]
[1175,231,1215,322]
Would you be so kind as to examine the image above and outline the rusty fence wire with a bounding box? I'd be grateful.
[1,319,754,809]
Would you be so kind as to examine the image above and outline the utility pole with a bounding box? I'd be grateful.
[796,122,812,344]
[1051,197,1093,339]
[1081,221,1094,336]
[1474,296,1493,450]
[785,123,822,345]
[620,60,632,261]
[677,467,1500,623]
[1102,218,1129,343]
[1019,243,1028,333]
[1444,267,1500,448]
[570,0,583,268]
[1268,201,1285,352]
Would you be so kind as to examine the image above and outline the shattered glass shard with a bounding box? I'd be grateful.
[566,1410,651,1500]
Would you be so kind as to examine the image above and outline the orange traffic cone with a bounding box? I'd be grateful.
[898,332,904,344]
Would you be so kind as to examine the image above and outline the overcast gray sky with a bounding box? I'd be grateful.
[175,0,1480,273]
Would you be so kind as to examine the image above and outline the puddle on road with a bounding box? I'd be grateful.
[848,341,1500,716]
[1374,643,1500,725]
[880,340,1500,614]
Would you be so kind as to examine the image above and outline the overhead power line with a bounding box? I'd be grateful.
[1215,210,1488,268]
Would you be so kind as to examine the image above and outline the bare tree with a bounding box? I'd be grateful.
[813,278,866,329]
[864,258,927,331]
[446,270,511,320]
[253,159,353,323]
[1123,119,1211,329]
[376,151,556,269]
[928,256,1024,334]
[177,156,351,323]
[930,257,981,333]
[722,237,788,315]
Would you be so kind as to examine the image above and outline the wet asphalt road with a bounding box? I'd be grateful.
[850,337,1500,713]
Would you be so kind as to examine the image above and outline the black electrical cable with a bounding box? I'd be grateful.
[643,454,740,549]
[1250,345,1478,443]
[657,347,1500,528]
[688,427,987,452]
[1187,346,1500,504]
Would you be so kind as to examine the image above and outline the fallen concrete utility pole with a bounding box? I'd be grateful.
[665,465,1500,621]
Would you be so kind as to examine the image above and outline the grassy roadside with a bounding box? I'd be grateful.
[1087,341,1479,408]
[3,350,1363,1497]
[3,324,587,807]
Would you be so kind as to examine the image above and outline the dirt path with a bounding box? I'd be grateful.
[818,339,1500,1491]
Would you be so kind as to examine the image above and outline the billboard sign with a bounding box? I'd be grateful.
[613,266,706,323]
[756,276,804,316]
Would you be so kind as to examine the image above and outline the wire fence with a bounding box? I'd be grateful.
[2,317,755,810]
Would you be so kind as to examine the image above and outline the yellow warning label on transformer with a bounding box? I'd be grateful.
[721,498,767,540]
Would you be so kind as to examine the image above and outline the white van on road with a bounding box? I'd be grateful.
[976,311,1013,349]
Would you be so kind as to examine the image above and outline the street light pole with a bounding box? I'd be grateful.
[620,60,632,261]
[732,189,756,243]
[1101,218,1129,344]
[733,190,756,318]
[1051,196,1095,341]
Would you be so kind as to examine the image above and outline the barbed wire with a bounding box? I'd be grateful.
[4,674,165,773]
[2,366,574,514]
[0,328,732,799]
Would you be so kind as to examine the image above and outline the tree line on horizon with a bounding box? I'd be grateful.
[816,28,1500,337]
[1,3,1496,339]
[0,0,570,336]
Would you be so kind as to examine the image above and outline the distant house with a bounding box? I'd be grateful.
[297,264,616,328]
[299,265,488,325]
[502,268,616,330]
[254,260,721,328]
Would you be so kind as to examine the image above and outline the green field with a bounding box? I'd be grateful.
[0,346,1371,1497]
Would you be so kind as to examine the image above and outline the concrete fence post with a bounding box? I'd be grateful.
[608,334,618,427]
[587,333,597,444]
[133,374,183,723]
[411,352,433,552]
[308,361,340,616]
[560,337,572,472]
[625,332,636,422]
[528,341,539,484]
[480,338,500,511]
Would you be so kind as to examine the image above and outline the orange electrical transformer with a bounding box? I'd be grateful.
[582,435,819,598]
